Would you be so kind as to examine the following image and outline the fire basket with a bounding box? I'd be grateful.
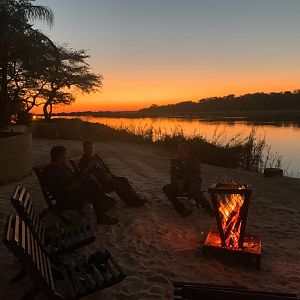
[203,183,261,268]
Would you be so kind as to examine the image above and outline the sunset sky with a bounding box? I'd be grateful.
[35,0,300,112]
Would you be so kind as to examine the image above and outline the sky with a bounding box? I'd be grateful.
[34,0,300,112]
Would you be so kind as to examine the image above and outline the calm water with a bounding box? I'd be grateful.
[64,116,300,178]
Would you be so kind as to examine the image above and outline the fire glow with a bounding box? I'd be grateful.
[203,183,262,268]
[217,193,244,249]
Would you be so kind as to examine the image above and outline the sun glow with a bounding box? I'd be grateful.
[32,73,300,113]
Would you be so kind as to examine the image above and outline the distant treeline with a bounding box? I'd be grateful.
[140,90,300,114]
[53,90,300,123]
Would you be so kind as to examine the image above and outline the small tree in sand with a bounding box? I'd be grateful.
[39,45,102,120]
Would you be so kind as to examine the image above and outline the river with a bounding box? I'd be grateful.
[59,116,300,178]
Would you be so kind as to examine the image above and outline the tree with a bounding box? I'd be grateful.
[9,30,60,117]
[0,0,54,128]
[38,45,102,120]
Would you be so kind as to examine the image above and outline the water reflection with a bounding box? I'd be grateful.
[57,116,300,178]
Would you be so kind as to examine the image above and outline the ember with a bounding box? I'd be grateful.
[202,183,261,268]
[218,193,244,249]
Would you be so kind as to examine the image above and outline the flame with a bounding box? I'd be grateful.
[217,193,244,249]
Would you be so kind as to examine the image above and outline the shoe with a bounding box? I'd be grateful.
[180,207,192,218]
[97,214,118,225]
[196,197,214,217]
[104,193,117,210]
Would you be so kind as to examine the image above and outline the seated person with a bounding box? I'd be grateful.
[163,142,214,217]
[44,146,118,225]
[78,141,146,207]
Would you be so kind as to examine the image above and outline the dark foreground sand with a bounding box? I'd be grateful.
[0,138,299,299]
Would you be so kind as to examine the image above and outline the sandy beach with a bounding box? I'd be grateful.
[0,138,299,299]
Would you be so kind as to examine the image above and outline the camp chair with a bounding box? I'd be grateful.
[11,185,95,255]
[33,165,72,222]
[173,282,297,300]
[69,159,79,175]
[169,159,207,208]
[68,159,116,205]
[3,214,126,300]
[34,164,116,222]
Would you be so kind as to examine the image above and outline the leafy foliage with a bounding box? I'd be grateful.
[140,91,300,115]
[0,0,54,128]
[37,45,102,119]
[0,0,102,127]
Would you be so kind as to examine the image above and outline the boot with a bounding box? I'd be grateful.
[129,195,147,207]
[196,194,214,217]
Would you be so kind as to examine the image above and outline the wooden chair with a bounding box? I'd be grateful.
[34,164,116,220]
[3,214,126,299]
[173,282,297,300]
[33,165,70,222]
[11,185,95,255]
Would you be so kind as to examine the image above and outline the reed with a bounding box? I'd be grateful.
[79,120,282,172]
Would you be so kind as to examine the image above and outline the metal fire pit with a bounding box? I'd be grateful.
[202,183,261,268]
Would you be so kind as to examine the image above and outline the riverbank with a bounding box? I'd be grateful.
[31,118,281,173]
[53,109,300,124]
[0,138,299,299]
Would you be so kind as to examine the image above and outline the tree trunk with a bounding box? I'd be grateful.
[26,103,34,113]
[49,103,53,119]
[43,102,51,120]
[43,94,55,120]
[0,9,10,129]
[0,63,9,128]
[43,87,57,120]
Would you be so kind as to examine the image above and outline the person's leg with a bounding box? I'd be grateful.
[186,181,214,216]
[105,177,129,201]
[58,192,86,211]
[97,175,141,206]
[114,176,135,194]
[163,183,191,217]
[80,174,117,224]
[113,176,146,206]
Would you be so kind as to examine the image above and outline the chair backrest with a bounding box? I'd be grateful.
[69,159,79,175]
[11,186,46,245]
[33,165,57,207]
[3,215,56,296]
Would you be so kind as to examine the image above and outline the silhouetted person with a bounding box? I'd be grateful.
[79,141,146,207]
[44,146,118,225]
[163,142,213,217]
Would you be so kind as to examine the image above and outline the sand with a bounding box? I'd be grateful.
[0,138,299,299]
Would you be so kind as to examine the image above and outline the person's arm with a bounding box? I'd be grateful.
[96,155,112,175]
[79,156,90,173]
[170,159,177,184]
[45,165,80,195]
[61,166,81,191]
[170,159,185,189]
[187,157,201,181]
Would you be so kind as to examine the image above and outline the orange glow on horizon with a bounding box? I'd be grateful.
[31,71,300,113]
